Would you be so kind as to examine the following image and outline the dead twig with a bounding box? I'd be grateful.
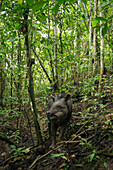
[103,153,113,157]
[57,140,80,144]
[28,145,63,169]
[98,102,113,113]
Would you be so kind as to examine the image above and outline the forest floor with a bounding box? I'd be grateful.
[0,94,113,170]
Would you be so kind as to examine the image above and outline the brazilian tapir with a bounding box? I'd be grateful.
[46,92,72,149]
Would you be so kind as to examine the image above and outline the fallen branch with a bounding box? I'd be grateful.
[103,153,113,157]
[29,145,63,169]
[57,140,80,145]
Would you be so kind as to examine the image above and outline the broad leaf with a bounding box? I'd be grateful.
[18,0,23,4]
[81,0,87,5]
[56,0,66,4]
[92,20,98,27]
[52,3,59,14]
[104,162,108,169]
[95,17,106,22]
[31,1,47,12]
[102,22,107,36]
[26,0,34,5]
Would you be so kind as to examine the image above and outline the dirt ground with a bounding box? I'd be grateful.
[0,97,113,170]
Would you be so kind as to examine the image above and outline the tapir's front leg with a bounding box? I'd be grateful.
[58,125,66,142]
[50,119,57,149]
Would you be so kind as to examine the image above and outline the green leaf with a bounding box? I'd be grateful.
[104,162,108,169]
[102,22,107,36]
[17,147,23,152]
[89,153,95,162]
[17,0,23,4]
[76,164,83,167]
[26,0,34,5]
[52,3,59,14]
[95,17,106,22]
[89,150,95,162]
[11,145,17,150]
[51,153,65,157]
[92,20,98,27]
[61,155,68,160]
[81,0,87,5]
[56,0,66,4]
[108,15,113,20]
[62,163,67,166]
[31,1,47,12]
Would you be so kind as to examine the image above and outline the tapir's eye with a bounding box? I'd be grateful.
[57,105,63,109]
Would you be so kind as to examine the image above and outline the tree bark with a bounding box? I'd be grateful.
[24,7,43,145]
[98,0,104,94]
[0,59,5,108]
[10,42,13,112]
[110,4,113,69]
[53,14,58,91]
[17,32,22,113]
[88,0,92,75]
[93,0,97,75]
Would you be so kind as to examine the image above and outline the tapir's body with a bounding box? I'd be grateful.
[46,92,72,149]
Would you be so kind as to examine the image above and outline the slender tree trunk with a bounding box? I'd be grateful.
[53,15,58,91]
[47,2,55,83]
[46,48,55,82]
[17,32,22,112]
[111,28,113,69]
[16,32,22,129]
[76,21,80,86]
[24,8,43,145]
[93,0,97,74]
[88,0,92,75]
[112,14,113,69]
[78,2,89,31]
[10,42,13,112]
[0,59,4,108]
[98,0,104,94]
[59,16,64,86]
[59,17,63,56]
[17,30,34,146]
[47,1,50,46]
[0,35,5,108]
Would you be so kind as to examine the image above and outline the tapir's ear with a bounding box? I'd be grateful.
[51,94,55,101]
[65,94,71,102]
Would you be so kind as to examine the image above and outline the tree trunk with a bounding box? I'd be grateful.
[76,21,80,86]
[24,7,43,145]
[0,59,5,108]
[88,0,92,75]
[93,0,97,75]
[53,14,58,91]
[98,0,104,94]
[10,42,13,112]
[59,16,64,87]
[79,2,89,31]
[111,4,113,69]
[17,32,22,113]
[47,3,55,83]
